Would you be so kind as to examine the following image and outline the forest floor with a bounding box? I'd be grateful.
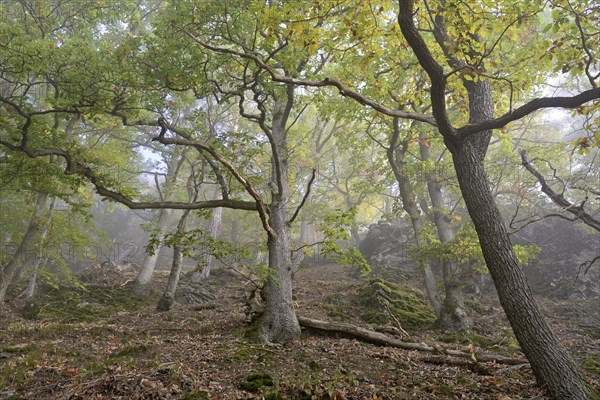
[0,261,599,399]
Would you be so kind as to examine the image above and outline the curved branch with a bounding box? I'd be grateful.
[459,88,600,137]
[179,28,437,126]
[0,139,257,212]
[520,150,600,232]
[289,168,316,224]
[155,119,275,236]
[397,0,456,139]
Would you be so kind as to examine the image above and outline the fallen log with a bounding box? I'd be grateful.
[297,315,527,366]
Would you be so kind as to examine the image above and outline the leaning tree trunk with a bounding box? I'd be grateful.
[134,151,185,296]
[419,133,471,332]
[452,140,590,399]
[157,208,192,311]
[460,72,587,398]
[133,208,170,296]
[0,191,49,305]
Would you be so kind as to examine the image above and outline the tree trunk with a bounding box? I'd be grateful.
[396,3,591,393]
[134,151,185,296]
[24,197,56,303]
[419,133,471,331]
[257,85,301,344]
[157,209,192,311]
[192,189,222,282]
[259,200,301,343]
[230,217,239,246]
[452,140,590,399]
[134,208,170,296]
[394,166,441,317]
[349,219,361,246]
[0,192,49,305]
[387,122,441,317]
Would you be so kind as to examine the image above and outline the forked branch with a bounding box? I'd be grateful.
[520,150,600,232]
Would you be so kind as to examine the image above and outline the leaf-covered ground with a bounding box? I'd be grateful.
[1,262,598,399]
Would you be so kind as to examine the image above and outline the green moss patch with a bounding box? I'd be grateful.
[439,331,521,356]
[356,278,435,330]
[34,284,149,323]
[583,354,600,374]
[241,372,274,392]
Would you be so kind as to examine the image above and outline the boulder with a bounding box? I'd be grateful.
[359,220,413,269]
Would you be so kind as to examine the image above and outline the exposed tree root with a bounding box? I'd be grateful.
[297,316,527,366]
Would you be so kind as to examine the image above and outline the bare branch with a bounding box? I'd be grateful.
[289,168,316,224]
[520,150,600,232]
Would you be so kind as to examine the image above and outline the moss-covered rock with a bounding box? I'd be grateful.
[34,284,149,323]
[356,278,435,330]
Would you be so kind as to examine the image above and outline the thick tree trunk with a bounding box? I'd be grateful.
[157,209,192,311]
[0,192,49,305]
[419,134,471,331]
[452,141,590,399]
[133,208,170,297]
[259,201,301,344]
[396,3,591,393]
[257,85,301,344]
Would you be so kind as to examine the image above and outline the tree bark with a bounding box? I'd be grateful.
[387,124,442,317]
[157,209,192,311]
[0,191,49,305]
[133,207,170,296]
[419,131,471,332]
[134,152,185,296]
[24,197,56,303]
[257,84,301,344]
[192,188,223,282]
[260,200,301,343]
[452,143,590,399]
[297,315,527,366]
[397,2,591,396]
